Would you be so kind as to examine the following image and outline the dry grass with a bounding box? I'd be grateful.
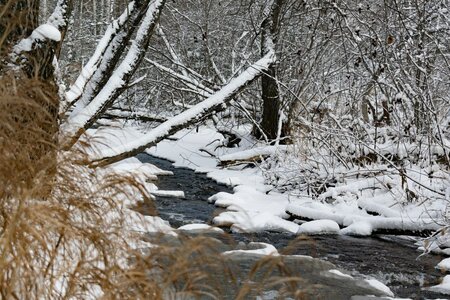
[0,74,307,299]
[0,76,306,299]
[0,8,306,298]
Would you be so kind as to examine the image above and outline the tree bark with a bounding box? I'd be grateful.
[0,0,40,68]
[0,0,70,197]
[258,0,284,143]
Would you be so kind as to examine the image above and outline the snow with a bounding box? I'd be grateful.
[13,24,61,54]
[328,269,354,279]
[47,0,69,29]
[219,145,287,162]
[425,275,450,295]
[365,279,395,297]
[109,157,172,176]
[177,223,224,233]
[437,258,450,271]
[89,51,275,162]
[223,242,279,256]
[150,190,185,198]
[85,121,448,255]
[341,221,373,236]
[87,122,445,243]
[297,220,340,235]
[35,24,61,42]
[81,122,450,298]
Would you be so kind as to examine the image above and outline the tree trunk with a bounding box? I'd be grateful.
[62,0,167,150]
[0,0,40,68]
[258,0,284,143]
[0,0,71,197]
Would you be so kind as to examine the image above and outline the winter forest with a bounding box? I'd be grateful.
[0,0,449,298]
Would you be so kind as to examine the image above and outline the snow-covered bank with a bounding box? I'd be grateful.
[86,123,450,298]
[145,126,302,234]
[87,124,449,240]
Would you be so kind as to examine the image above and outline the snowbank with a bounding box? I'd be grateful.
[297,220,340,235]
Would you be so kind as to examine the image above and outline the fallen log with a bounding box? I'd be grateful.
[286,208,440,237]
[103,109,168,123]
[218,145,288,167]
[88,51,276,167]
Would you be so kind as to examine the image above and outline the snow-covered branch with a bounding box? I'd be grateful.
[90,51,276,167]
[62,0,166,150]
[63,1,137,109]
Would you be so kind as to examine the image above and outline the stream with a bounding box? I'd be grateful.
[138,153,447,299]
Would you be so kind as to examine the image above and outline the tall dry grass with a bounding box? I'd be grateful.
[0,73,133,298]
[0,75,308,299]
[0,10,306,299]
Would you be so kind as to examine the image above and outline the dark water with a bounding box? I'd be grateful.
[138,153,447,299]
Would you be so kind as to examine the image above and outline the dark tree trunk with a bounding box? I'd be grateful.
[0,0,66,198]
[260,65,281,142]
[0,0,40,68]
[257,0,285,143]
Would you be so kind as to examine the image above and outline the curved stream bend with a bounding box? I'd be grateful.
[138,153,445,299]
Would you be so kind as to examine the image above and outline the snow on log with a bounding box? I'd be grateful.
[62,0,166,149]
[149,190,185,198]
[64,1,136,108]
[286,204,440,236]
[13,24,61,55]
[218,145,288,166]
[89,51,276,167]
[102,108,168,123]
[11,0,73,69]
[297,220,341,235]
[286,204,346,225]
[357,198,401,218]
[68,1,151,115]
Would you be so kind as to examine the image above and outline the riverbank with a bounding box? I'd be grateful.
[141,153,445,298]
[87,123,450,298]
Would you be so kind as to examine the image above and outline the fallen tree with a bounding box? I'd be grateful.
[62,0,166,150]
[89,51,276,167]
[286,205,441,237]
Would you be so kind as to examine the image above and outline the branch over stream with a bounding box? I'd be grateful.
[89,51,276,167]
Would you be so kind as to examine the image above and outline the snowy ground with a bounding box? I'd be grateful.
[87,122,450,296]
